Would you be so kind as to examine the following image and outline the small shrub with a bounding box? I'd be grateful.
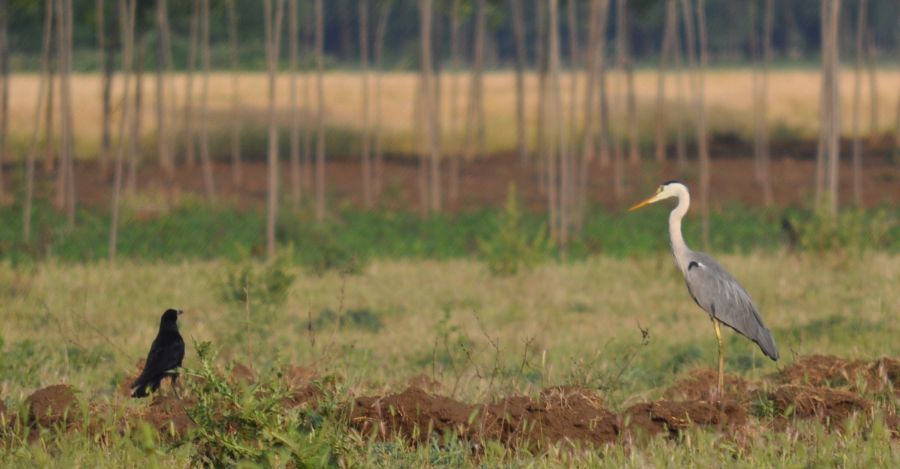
[477,184,551,276]
[186,341,343,467]
[788,208,895,253]
[219,253,296,307]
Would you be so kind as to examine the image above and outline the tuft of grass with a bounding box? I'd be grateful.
[477,184,551,276]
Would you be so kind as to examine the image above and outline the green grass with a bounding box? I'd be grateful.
[1,250,898,466]
[2,202,897,268]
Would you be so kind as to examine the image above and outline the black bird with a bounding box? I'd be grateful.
[131,309,185,398]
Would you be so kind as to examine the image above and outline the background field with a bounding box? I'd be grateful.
[7,69,900,157]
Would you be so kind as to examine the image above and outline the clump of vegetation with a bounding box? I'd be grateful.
[787,208,896,253]
[186,342,346,467]
[477,185,551,276]
[299,226,369,276]
[219,253,296,307]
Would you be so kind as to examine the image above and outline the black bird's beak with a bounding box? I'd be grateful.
[177,309,184,316]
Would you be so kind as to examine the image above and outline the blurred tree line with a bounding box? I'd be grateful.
[4,0,900,71]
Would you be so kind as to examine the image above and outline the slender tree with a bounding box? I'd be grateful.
[547,0,562,243]
[184,0,199,168]
[315,0,326,221]
[462,0,486,163]
[851,0,866,206]
[126,36,145,195]
[373,0,392,198]
[98,0,114,177]
[823,0,841,215]
[655,0,677,163]
[620,0,639,165]
[264,0,285,257]
[863,29,877,137]
[695,0,710,247]
[110,0,135,262]
[566,0,579,161]
[0,0,9,204]
[420,0,441,211]
[447,0,461,201]
[24,0,55,239]
[510,0,527,164]
[57,0,76,224]
[360,0,373,208]
[760,0,773,205]
[156,0,174,183]
[226,0,242,186]
[288,0,301,205]
[198,0,216,201]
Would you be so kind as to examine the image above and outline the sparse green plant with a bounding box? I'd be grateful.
[218,252,296,307]
[477,184,551,276]
[788,208,896,253]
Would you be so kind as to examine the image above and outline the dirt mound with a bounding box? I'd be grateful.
[664,369,751,402]
[768,384,870,423]
[118,360,147,397]
[476,386,620,448]
[139,395,194,438]
[351,387,475,444]
[778,355,900,394]
[624,399,747,437]
[24,385,80,428]
[229,362,257,385]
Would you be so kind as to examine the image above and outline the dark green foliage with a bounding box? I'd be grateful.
[477,185,551,276]
[313,308,384,333]
[0,202,896,267]
[186,342,344,467]
[219,254,296,307]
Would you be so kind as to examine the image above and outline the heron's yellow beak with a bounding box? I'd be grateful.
[628,193,662,211]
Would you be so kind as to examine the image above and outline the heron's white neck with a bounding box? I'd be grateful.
[668,187,691,270]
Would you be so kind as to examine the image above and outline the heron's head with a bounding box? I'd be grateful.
[628,181,689,211]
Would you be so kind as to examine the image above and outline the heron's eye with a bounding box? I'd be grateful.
[656,186,663,193]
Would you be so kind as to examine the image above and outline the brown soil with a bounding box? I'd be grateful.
[663,368,752,402]
[476,386,620,448]
[138,395,195,439]
[46,145,900,214]
[777,355,900,394]
[767,384,871,423]
[117,359,146,398]
[624,399,747,437]
[24,385,80,428]
[351,387,475,444]
[5,355,898,450]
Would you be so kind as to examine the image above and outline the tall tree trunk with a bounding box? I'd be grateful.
[421,0,441,212]
[57,0,76,225]
[760,0,773,206]
[315,0,326,222]
[264,0,285,257]
[548,0,562,243]
[0,0,8,203]
[448,0,461,201]
[44,41,55,174]
[289,0,301,205]
[596,0,611,169]
[576,0,608,228]
[851,0,865,206]
[126,36,145,195]
[24,0,55,240]
[655,0,676,163]
[360,0,373,208]
[566,0,579,162]
[110,0,135,262]
[99,0,113,178]
[511,0,527,164]
[864,30,877,137]
[672,0,686,171]
[464,0,486,162]
[535,0,548,191]
[695,0,710,248]
[824,0,841,216]
[156,0,174,184]
[198,0,216,202]
[227,0,242,186]
[184,1,199,168]
[373,1,392,199]
[620,0,639,166]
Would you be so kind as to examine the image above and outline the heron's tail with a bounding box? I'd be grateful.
[755,327,779,361]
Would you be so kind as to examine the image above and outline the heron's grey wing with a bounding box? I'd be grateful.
[684,254,779,361]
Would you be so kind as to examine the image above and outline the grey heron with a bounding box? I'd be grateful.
[629,181,778,397]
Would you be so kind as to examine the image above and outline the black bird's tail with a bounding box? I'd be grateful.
[131,378,150,398]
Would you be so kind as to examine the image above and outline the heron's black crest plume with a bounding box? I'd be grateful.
[662,180,682,186]
[131,309,185,398]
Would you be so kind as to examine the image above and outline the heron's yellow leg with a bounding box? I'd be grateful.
[714,319,724,399]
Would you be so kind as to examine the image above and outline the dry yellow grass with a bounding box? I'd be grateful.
[7,68,900,158]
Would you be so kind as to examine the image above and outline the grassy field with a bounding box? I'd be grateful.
[7,68,900,158]
[1,251,898,466]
